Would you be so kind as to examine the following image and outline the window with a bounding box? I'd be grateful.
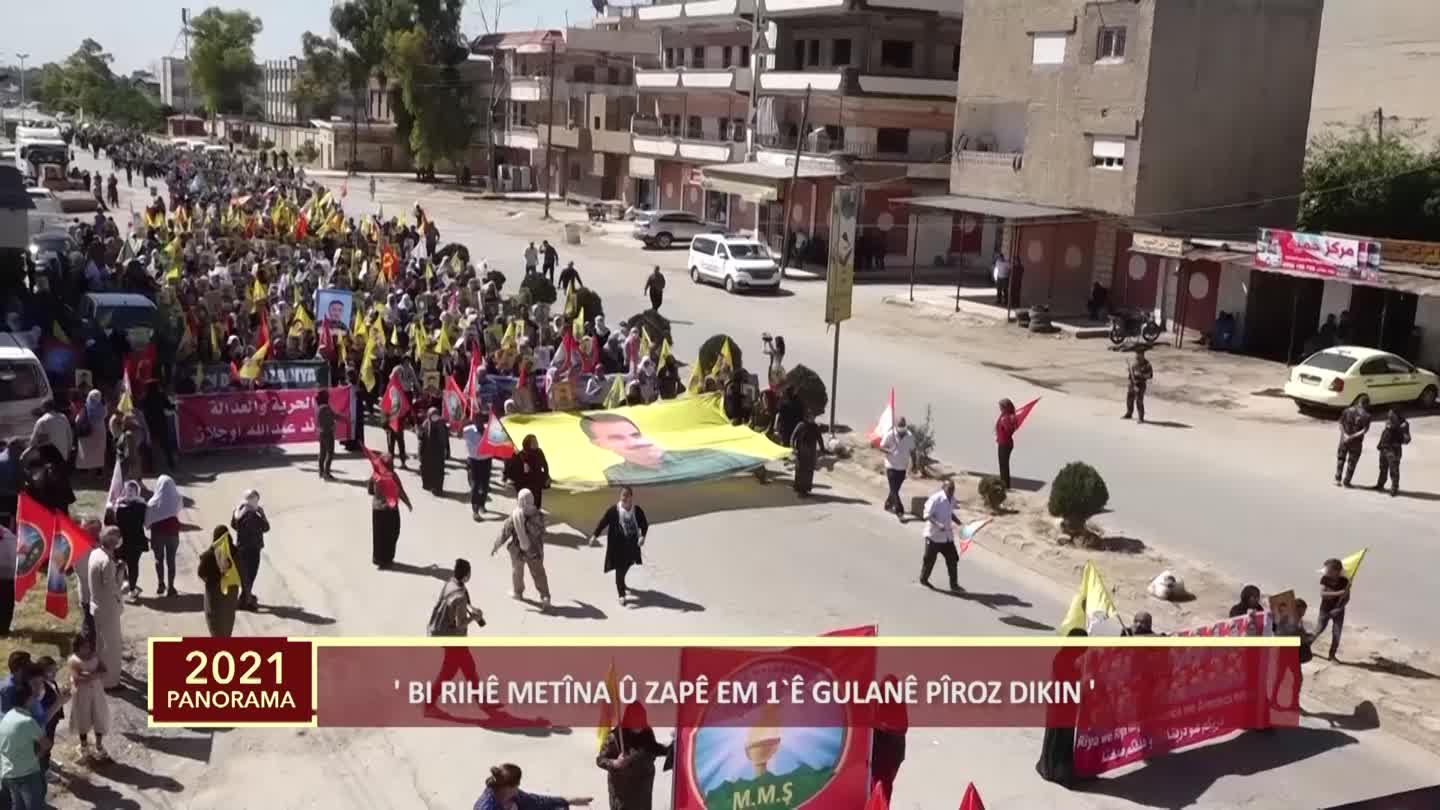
[806,40,821,67]
[819,124,843,149]
[1301,352,1358,373]
[1358,357,1389,376]
[569,161,581,181]
[879,40,913,69]
[691,46,704,68]
[687,115,703,139]
[718,118,732,140]
[721,46,733,69]
[876,128,910,155]
[1096,26,1127,62]
[691,237,715,255]
[832,39,852,66]
[594,115,601,129]
[731,118,746,141]
[1091,137,1126,170]
[1384,356,1417,374]
[952,45,962,72]
[727,242,771,259]
[1032,33,1067,65]
[792,40,805,69]
[661,114,680,134]
[740,45,751,66]
[573,65,595,82]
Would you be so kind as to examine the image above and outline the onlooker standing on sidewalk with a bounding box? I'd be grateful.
[316,391,337,480]
[1314,558,1351,662]
[644,266,666,312]
[523,242,539,276]
[992,251,1011,306]
[1334,395,1371,487]
[1122,347,1153,423]
[1373,408,1410,496]
[995,399,1019,491]
[0,679,50,809]
[879,418,915,520]
[463,411,495,521]
[919,480,962,592]
[541,240,559,284]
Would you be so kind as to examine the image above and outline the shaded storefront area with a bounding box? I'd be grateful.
[1244,267,1426,364]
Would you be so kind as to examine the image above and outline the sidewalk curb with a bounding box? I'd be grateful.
[882,295,1112,338]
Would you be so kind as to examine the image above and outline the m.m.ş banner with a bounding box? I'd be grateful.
[502,394,788,487]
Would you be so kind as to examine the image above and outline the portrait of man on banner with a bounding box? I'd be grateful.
[579,412,766,486]
[317,288,354,332]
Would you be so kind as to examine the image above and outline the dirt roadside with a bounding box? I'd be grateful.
[826,438,1440,757]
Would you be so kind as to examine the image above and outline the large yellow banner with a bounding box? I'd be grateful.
[502,394,788,488]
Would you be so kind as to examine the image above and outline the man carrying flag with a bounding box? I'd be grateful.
[1315,551,1363,662]
[382,369,412,467]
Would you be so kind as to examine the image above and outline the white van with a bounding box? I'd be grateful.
[687,235,782,294]
[0,334,53,442]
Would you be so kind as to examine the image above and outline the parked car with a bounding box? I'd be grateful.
[1284,346,1439,412]
[688,235,782,294]
[0,334,53,440]
[27,229,79,263]
[26,188,66,235]
[81,292,159,350]
[632,209,721,249]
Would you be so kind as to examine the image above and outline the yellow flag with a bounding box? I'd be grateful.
[1058,561,1120,636]
[337,332,350,366]
[412,323,429,360]
[289,305,314,338]
[238,342,270,380]
[213,530,242,595]
[360,334,378,391]
[718,337,734,374]
[353,310,368,342]
[390,323,401,347]
[685,357,707,396]
[436,324,453,355]
[573,307,586,340]
[597,660,619,753]
[563,282,577,318]
[251,278,267,313]
[659,338,673,369]
[500,321,517,351]
[603,375,627,409]
[1341,548,1368,582]
[639,328,653,360]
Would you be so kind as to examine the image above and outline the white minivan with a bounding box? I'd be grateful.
[0,334,53,442]
[687,235,782,294]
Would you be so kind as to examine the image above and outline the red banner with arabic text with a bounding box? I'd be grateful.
[176,386,352,452]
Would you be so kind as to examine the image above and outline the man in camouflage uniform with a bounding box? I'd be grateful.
[1334,395,1371,487]
[1123,347,1154,423]
[1374,408,1410,496]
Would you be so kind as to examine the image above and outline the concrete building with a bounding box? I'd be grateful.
[262,57,304,124]
[471,28,659,198]
[906,0,1324,323]
[158,57,194,115]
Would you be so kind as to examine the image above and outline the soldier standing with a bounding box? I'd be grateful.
[1123,347,1154,423]
[1334,395,1371,487]
[1374,408,1410,496]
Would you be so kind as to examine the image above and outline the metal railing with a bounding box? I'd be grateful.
[756,131,951,162]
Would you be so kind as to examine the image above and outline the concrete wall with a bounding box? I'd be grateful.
[1415,295,1440,373]
[1137,0,1324,235]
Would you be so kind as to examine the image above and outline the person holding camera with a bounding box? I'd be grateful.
[426,558,486,636]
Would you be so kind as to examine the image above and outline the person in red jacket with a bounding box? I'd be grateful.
[995,399,1019,490]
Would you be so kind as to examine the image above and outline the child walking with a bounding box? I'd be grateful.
[67,634,112,762]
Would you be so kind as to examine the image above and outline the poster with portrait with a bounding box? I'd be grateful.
[317,288,354,333]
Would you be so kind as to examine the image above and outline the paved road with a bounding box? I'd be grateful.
[57,155,1439,809]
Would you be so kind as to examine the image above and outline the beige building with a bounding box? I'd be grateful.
[262,57,304,124]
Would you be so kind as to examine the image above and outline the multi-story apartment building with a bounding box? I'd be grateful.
[471,28,659,197]
[157,57,194,115]
[261,57,304,124]
[629,0,962,262]
[918,0,1323,325]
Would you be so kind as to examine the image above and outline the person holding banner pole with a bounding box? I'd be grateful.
[463,411,495,521]
[1036,628,1087,786]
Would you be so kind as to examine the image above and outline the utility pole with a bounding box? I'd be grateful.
[743,0,765,161]
[542,35,558,219]
[181,8,193,123]
[776,85,810,276]
[15,53,28,122]
[1376,106,1384,142]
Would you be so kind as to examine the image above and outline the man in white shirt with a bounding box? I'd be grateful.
[878,418,916,519]
[993,251,1011,306]
[921,480,962,591]
[462,410,495,522]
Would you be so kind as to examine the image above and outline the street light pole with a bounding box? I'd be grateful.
[542,36,558,219]
[15,53,28,122]
[743,0,765,161]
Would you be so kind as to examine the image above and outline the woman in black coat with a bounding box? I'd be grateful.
[591,486,649,605]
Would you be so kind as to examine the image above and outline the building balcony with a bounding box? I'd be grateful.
[953,149,1024,171]
[757,131,950,164]
[636,67,753,93]
[495,126,541,151]
[760,70,957,98]
[631,121,680,157]
[590,128,634,154]
[636,0,755,22]
[678,139,744,163]
[763,0,848,15]
[509,77,567,102]
[538,125,588,150]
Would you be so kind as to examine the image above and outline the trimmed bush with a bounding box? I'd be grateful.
[978,475,1007,512]
[1047,462,1110,534]
[626,310,671,344]
[520,273,557,305]
[698,334,743,373]
[571,286,605,322]
[784,364,828,418]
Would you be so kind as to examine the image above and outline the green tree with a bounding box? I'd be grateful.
[384,19,475,169]
[293,33,348,120]
[188,7,263,117]
[331,0,415,168]
[1299,125,1440,241]
[31,41,160,129]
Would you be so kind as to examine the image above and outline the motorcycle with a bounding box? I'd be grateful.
[1109,306,1163,345]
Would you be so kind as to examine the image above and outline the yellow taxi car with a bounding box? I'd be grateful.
[1284,346,1439,412]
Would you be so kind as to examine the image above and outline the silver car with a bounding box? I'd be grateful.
[632,209,721,249]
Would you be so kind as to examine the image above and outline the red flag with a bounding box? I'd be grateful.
[15,493,56,602]
[381,243,399,281]
[361,446,408,508]
[1014,396,1040,431]
[478,408,515,459]
[294,210,310,241]
[124,343,158,386]
[864,781,890,810]
[257,312,272,353]
[46,513,99,619]
[824,625,878,637]
[382,374,411,432]
[465,342,485,414]
[958,782,986,810]
[868,388,895,448]
[443,375,468,432]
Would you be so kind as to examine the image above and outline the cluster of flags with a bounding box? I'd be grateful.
[14,493,99,619]
[864,781,986,810]
[684,336,731,395]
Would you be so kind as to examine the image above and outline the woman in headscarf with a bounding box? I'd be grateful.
[145,475,182,597]
[591,487,649,605]
[623,328,641,374]
[368,452,412,570]
[198,526,241,637]
[418,407,449,495]
[595,702,672,810]
[634,358,657,403]
[74,389,109,479]
[113,480,150,598]
[491,489,550,606]
[230,489,270,611]
[505,435,550,511]
[1035,628,1087,786]
[790,411,824,497]
[87,527,126,689]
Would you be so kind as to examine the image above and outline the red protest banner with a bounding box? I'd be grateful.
[176,386,353,452]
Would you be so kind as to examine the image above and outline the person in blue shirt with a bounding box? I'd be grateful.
[474,763,590,810]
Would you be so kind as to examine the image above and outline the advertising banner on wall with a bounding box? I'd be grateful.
[825,183,858,324]
[1255,228,1382,280]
